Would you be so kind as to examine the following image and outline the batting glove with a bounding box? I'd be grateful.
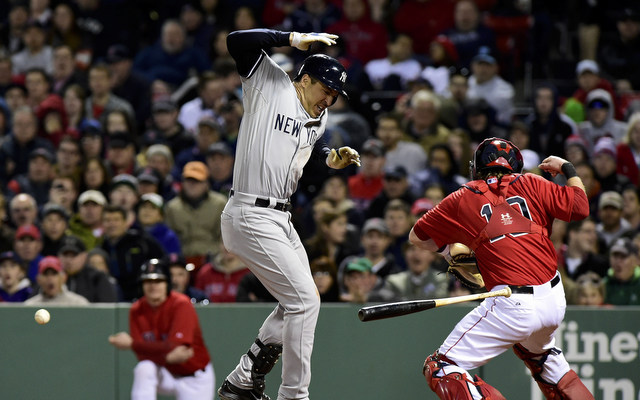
[327,146,361,169]
[290,32,338,51]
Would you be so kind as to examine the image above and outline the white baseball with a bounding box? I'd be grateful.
[35,309,50,325]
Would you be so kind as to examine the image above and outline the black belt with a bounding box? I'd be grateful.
[230,190,291,212]
[509,275,560,294]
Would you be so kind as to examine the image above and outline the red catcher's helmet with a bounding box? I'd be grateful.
[470,137,523,179]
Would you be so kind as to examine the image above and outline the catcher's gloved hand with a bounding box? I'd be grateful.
[327,146,361,169]
[290,32,338,51]
[441,243,485,290]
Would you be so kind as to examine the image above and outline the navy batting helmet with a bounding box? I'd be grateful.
[295,54,348,101]
[139,258,169,282]
[470,137,523,179]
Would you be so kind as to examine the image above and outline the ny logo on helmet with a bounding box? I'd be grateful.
[340,71,347,83]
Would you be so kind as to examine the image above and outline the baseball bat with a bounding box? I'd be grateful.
[358,287,512,322]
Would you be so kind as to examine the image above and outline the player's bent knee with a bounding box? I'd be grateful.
[134,360,158,378]
[423,352,506,400]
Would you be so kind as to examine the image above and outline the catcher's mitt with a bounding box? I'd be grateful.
[444,243,485,289]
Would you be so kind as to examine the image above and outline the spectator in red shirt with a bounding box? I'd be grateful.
[326,0,388,65]
[194,246,251,303]
[393,0,457,55]
[348,138,386,212]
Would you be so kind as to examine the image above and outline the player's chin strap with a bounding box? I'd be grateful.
[423,352,506,400]
[465,176,547,251]
[247,338,283,394]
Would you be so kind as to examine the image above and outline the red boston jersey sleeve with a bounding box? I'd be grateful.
[130,292,211,376]
[413,174,588,289]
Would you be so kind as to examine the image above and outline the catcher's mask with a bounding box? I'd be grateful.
[470,137,523,180]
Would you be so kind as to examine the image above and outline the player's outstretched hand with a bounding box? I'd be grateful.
[327,146,361,169]
[108,332,133,350]
[539,155,569,177]
[290,32,338,51]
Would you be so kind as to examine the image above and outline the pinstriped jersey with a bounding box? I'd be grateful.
[232,51,327,199]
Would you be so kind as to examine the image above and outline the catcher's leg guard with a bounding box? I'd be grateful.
[513,344,594,400]
[423,352,506,400]
[218,339,283,400]
[248,338,283,394]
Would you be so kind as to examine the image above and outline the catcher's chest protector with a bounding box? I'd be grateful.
[468,179,546,250]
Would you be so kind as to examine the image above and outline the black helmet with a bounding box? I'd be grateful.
[295,54,348,101]
[470,137,523,180]
[139,258,169,282]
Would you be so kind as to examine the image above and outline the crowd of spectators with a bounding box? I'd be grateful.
[1,0,640,307]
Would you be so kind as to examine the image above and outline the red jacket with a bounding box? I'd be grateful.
[129,292,210,376]
[616,143,639,185]
[194,263,251,303]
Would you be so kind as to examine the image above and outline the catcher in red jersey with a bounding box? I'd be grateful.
[409,138,594,400]
[108,258,215,400]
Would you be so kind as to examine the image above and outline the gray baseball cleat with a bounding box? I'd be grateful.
[218,380,271,400]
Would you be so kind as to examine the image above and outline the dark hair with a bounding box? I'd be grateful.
[102,204,127,219]
[25,67,51,87]
[198,71,220,91]
[384,199,410,215]
[104,109,137,137]
[429,143,459,179]
[567,216,594,234]
[81,157,112,193]
[213,58,237,77]
[310,256,337,276]
[376,111,403,128]
[89,63,111,77]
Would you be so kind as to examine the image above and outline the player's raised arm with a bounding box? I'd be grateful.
[538,155,586,193]
[227,29,291,77]
[227,29,340,78]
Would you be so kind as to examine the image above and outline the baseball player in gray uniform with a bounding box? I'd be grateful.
[217,29,361,400]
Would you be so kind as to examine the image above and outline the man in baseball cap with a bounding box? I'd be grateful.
[182,161,209,182]
[358,217,399,280]
[78,189,107,207]
[109,174,139,224]
[165,253,208,303]
[40,203,71,256]
[0,251,32,302]
[58,235,118,302]
[25,256,90,305]
[136,167,162,196]
[597,191,631,250]
[107,133,137,177]
[604,237,640,305]
[341,257,381,303]
[138,193,182,255]
[13,224,44,281]
[69,189,107,251]
[165,161,227,270]
[206,142,234,196]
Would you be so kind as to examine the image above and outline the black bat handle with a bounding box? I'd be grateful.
[358,300,436,322]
